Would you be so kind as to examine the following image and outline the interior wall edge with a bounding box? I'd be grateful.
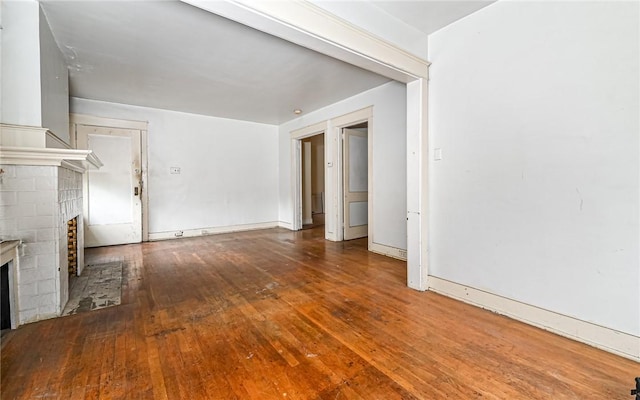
[428,276,640,362]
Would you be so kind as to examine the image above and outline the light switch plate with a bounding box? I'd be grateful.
[434,148,443,161]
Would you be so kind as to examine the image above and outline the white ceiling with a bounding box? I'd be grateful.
[372,1,496,35]
[40,0,494,125]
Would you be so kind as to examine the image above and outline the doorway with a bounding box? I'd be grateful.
[342,122,368,240]
[71,114,149,247]
[301,134,325,230]
[290,107,373,245]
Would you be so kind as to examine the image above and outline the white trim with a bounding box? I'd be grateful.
[369,242,407,261]
[148,222,280,241]
[291,121,327,232]
[278,221,294,230]
[71,115,150,243]
[0,240,21,329]
[0,124,48,147]
[182,0,429,82]
[428,276,640,362]
[0,124,71,150]
[406,79,429,291]
[0,146,102,172]
[141,130,150,242]
[330,107,373,246]
[70,113,148,131]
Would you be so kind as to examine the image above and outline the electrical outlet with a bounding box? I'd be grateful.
[170,167,181,174]
[175,231,183,237]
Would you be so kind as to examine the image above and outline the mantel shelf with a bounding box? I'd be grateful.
[0,146,103,173]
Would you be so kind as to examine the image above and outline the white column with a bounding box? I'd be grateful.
[406,78,429,291]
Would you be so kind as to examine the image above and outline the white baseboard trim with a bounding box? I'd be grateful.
[303,218,313,225]
[428,276,640,362]
[369,242,407,261]
[277,221,294,230]
[148,222,279,241]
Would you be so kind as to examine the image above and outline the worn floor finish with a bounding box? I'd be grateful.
[63,262,123,316]
[1,227,637,399]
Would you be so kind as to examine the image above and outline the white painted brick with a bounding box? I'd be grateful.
[0,177,36,191]
[24,241,56,257]
[37,279,56,295]
[0,165,16,178]
[0,218,17,236]
[0,191,17,206]
[18,255,36,270]
[18,264,38,283]
[18,190,56,204]
[15,230,37,243]
[35,176,57,191]
[18,216,54,230]
[19,294,39,310]
[20,281,38,296]
[16,166,55,177]
[36,228,55,241]
[20,307,38,323]
[35,263,57,280]
[38,304,57,316]
[1,203,37,218]
[37,292,56,307]
[36,202,55,216]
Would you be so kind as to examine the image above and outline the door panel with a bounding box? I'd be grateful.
[343,128,368,240]
[77,125,142,247]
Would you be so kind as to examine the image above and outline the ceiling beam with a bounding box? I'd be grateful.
[181,0,429,83]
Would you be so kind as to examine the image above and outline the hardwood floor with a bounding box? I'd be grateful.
[1,226,638,399]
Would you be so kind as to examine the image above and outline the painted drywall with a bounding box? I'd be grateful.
[70,98,279,235]
[39,6,69,144]
[1,1,42,127]
[428,0,639,336]
[279,81,407,250]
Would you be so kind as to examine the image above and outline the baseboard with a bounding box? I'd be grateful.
[278,221,294,230]
[369,242,407,261]
[148,222,279,241]
[428,276,640,362]
[303,218,313,225]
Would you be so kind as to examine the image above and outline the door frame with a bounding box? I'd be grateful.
[331,107,372,244]
[290,107,373,245]
[70,114,149,242]
[290,121,325,233]
[342,127,369,241]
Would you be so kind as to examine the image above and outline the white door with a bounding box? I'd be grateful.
[77,125,142,247]
[343,128,368,240]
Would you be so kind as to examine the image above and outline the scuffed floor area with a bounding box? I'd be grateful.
[63,262,122,315]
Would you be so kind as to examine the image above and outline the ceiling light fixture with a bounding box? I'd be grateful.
[293,109,302,115]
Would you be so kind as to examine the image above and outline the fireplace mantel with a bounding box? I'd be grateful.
[0,146,102,173]
[0,123,102,173]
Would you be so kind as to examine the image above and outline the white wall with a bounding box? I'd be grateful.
[39,6,69,144]
[279,81,407,250]
[1,1,42,127]
[428,1,639,336]
[71,98,279,235]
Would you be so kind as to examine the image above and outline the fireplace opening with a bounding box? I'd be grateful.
[1,262,10,330]
[67,217,78,279]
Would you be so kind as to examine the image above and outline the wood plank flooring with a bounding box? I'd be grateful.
[1,226,638,399]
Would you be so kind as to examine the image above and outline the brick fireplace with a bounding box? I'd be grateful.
[0,165,84,323]
[0,127,101,326]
